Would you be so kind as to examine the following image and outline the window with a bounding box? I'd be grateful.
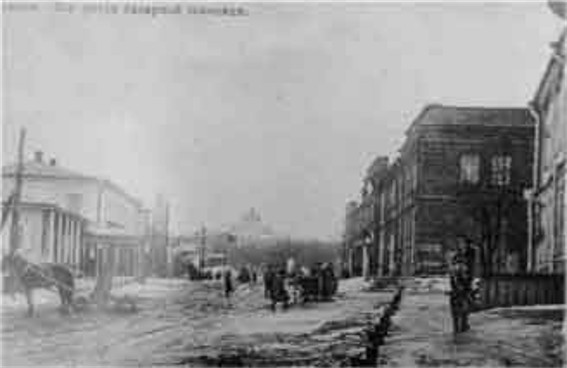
[459,154,480,184]
[491,155,512,186]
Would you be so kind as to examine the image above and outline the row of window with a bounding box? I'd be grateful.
[459,154,512,186]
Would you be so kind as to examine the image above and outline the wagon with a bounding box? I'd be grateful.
[290,274,338,305]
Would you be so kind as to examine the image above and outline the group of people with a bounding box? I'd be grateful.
[262,262,338,311]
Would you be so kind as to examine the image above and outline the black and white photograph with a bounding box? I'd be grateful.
[1,1,566,366]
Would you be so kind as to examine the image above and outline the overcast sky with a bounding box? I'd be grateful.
[2,2,564,239]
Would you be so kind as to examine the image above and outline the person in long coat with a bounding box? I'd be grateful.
[224,269,234,299]
[270,268,289,311]
[448,236,475,333]
[263,264,275,299]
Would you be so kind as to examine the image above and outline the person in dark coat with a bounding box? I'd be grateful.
[270,268,289,311]
[264,264,275,299]
[224,269,234,299]
[313,263,324,301]
[328,263,338,295]
[448,236,475,333]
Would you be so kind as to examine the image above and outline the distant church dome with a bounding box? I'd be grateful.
[228,208,276,240]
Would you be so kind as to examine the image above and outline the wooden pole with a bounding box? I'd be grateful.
[164,201,170,277]
[9,128,26,255]
[200,225,207,272]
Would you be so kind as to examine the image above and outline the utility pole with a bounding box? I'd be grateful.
[164,201,170,277]
[9,128,26,255]
[200,225,207,273]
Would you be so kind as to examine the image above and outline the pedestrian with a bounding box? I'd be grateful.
[270,267,289,311]
[328,262,338,296]
[223,268,234,299]
[313,262,324,301]
[264,264,275,299]
[448,236,475,334]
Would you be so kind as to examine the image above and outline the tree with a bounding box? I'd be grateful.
[455,183,525,276]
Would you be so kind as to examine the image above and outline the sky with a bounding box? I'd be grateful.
[2,1,565,239]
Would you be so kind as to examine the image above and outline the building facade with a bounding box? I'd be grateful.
[346,105,534,277]
[530,27,566,274]
[1,201,86,269]
[2,151,147,277]
[344,156,388,278]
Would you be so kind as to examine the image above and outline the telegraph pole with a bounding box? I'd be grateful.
[9,128,26,255]
[199,225,207,273]
[164,201,170,277]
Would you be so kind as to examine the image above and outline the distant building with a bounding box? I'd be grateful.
[2,151,148,277]
[344,156,388,278]
[227,208,279,246]
[530,27,566,274]
[346,105,535,277]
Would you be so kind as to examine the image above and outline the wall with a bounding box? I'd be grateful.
[2,176,100,221]
[534,44,566,274]
[416,123,533,274]
[100,184,143,235]
[2,175,144,237]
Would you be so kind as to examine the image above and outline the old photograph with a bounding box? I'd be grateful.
[1,1,566,366]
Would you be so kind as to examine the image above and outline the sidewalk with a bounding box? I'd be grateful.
[380,291,565,367]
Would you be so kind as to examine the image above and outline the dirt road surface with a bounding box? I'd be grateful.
[2,278,392,367]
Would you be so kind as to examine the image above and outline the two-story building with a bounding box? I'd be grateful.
[347,105,535,277]
[2,151,148,278]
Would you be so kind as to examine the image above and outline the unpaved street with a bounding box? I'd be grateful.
[2,278,392,367]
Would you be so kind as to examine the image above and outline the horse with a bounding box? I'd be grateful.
[2,252,75,317]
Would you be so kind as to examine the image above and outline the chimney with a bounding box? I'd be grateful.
[49,158,57,166]
[34,150,44,163]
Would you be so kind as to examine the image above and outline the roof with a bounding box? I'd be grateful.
[2,160,93,181]
[408,104,532,132]
[2,160,143,208]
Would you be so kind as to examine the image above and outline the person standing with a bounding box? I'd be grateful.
[224,268,234,299]
[264,264,274,299]
[270,267,289,311]
[448,236,475,333]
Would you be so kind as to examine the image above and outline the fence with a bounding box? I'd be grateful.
[477,274,565,310]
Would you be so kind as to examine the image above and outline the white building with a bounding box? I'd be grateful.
[530,27,566,274]
[2,151,148,277]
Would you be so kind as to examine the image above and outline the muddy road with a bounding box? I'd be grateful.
[2,278,391,366]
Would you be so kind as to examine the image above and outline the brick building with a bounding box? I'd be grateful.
[346,105,535,277]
